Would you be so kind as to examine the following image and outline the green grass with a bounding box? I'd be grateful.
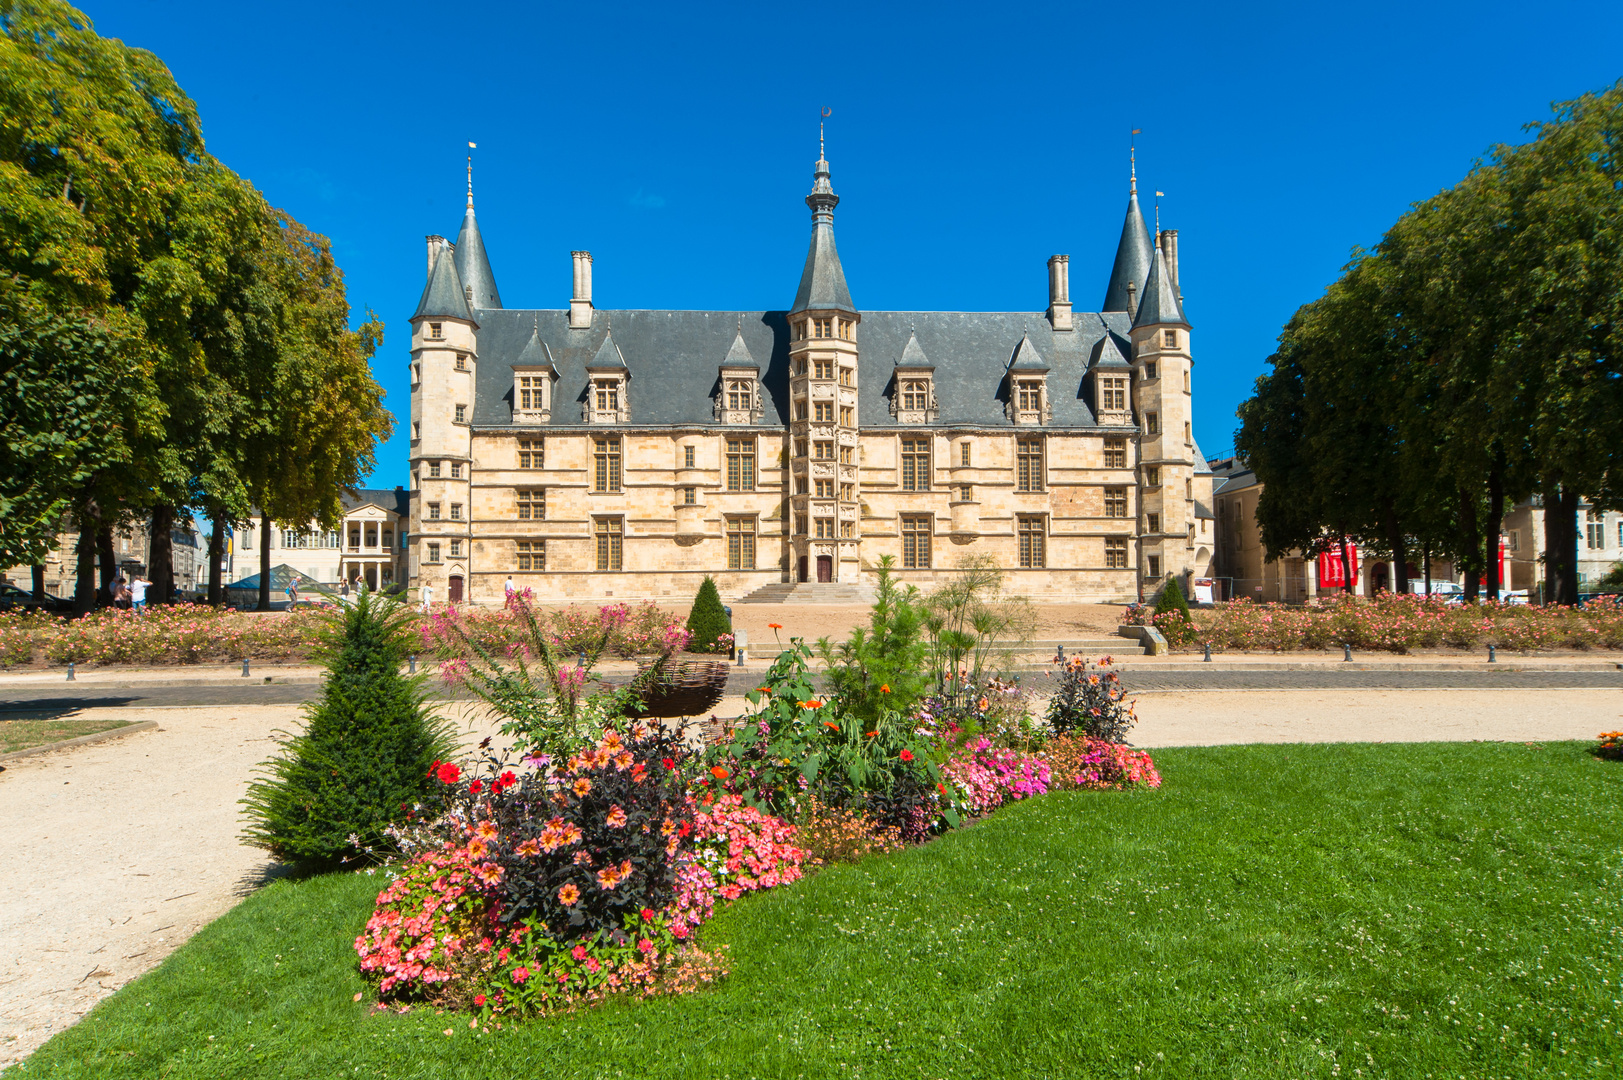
[22,742,1623,1079]
[0,717,131,755]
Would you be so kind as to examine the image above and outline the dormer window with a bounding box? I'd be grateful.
[513,370,553,422]
[727,381,752,410]
[902,381,929,411]
[596,380,618,411]
[1097,375,1128,417]
[585,374,630,423]
[893,373,936,424]
[1017,381,1043,412]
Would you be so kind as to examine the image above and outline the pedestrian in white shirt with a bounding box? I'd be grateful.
[129,576,151,613]
[421,583,433,613]
[504,576,516,603]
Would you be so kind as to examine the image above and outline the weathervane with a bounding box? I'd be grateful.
[820,106,831,159]
[467,141,477,208]
[1130,128,1141,195]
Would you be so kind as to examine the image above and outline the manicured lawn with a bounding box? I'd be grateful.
[0,717,132,755]
[22,742,1621,1079]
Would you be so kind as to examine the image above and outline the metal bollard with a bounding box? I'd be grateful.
[409,654,417,674]
[66,662,75,682]
[1055,644,1065,663]
[736,649,747,667]
[1488,644,1496,663]
[1343,643,1352,662]
[1203,643,1212,663]
[242,657,250,678]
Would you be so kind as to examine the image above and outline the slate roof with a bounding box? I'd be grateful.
[342,488,410,516]
[454,207,503,311]
[1132,243,1189,329]
[790,155,856,315]
[1102,191,1154,313]
[413,243,473,321]
[894,330,932,370]
[472,309,1138,430]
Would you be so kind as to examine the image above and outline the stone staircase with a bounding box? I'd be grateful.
[734,581,876,604]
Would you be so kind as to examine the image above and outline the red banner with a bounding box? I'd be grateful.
[1318,542,1359,589]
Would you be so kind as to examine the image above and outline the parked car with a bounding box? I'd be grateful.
[1408,579,1466,605]
[1502,590,1531,606]
[0,582,70,614]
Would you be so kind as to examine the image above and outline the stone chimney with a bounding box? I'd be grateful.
[1161,230,1180,301]
[570,251,594,329]
[425,235,446,279]
[1047,254,1073,331]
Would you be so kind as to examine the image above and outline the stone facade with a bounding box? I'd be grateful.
[407,148,1214,604]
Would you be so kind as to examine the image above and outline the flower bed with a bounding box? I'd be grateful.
[1127,593,1623,653]
[0,605,322,667]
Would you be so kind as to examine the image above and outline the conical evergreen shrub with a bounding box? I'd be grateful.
[241,592,457,872]
[1154,576,1192,622]
[1152,576,1195,644]
[684,575,733,654]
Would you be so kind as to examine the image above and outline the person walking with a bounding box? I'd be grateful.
[339,576,350,600]
[128,575,151,613]
[504,575,516,604]
[285,577,299,609]
[420,582,433,614]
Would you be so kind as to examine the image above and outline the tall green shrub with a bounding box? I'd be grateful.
[1152,576,1196,645]
[818,557,929,722]
[685,575,733,654]
[240,592,457,871]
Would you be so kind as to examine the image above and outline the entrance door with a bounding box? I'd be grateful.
[365,564,378,590]
[816,556,833,583]
[798,556,808,583]
[448,575,464,603]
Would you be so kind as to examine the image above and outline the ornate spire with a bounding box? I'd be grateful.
[453,146,502,311]
[1131,241,1189,330]
[1102,142,1154,314]
[790,130,856,316]
[466,141,475,209]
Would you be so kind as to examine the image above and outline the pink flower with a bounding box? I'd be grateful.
[637,938,655,955]
[571,945,588,961]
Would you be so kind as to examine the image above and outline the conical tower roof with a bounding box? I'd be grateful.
[453,195,502,311]
[895,329,932,369]
[413,241,472,321]
[1008,332,1049,372]
[1131,242,1189,329]
[790,150,857,316]
[587,328,627,370]
[1102,186,1154,314]
[721,326,758,369]
[515,321,556,372]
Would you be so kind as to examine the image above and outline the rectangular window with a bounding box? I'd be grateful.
[1101,377,1126,411]
[428,503,441,520]
[683,444,696,468]
[682,486,696,505]
[960,442,971,467]
[427,541,441,563]
[959,485,973,502]
[839,367,853,386]
[412,422,420,440]
[1016,438,1043,492]
[814,401,834,423]
[517,489,544,520]
[901,380,929,411]
[814,441,834,460]
[1017,381,1043,412]
[794,400,809,421]
[1185,422,1192,444]
[727,517,756,570]
[839,445,854,465]
[839,406,854,427]
[594,380,620,412]
[814,318,832,338]
[518,375,544,409]
[795,514,808,536]
[795,439,809,459]
[1145,466,1161,487]
[1018,516,1045,568]
[429,322,443,339]
[412,363,421,386]
[518,439,543,468]
[725,438,756,491]
[1147,513,1161,534]
[1510,529,1520,552]
[901,516,932,569]
[1147,554,1162,579]
[429,461,442,478]
[1144,361,1157,380]
[1104,487,1127,518]
[454,404,467,424]
[1106,537,1128,569]
[593,437,621,492]
[1587,509,1605,550]
[1146,412,1159,435]
[517,540,545,571]
[901,438,930,491]
[455,353,468,371]
[1164,329,1178,348]
[814,517,834,539]
[595,517,623,571]
[450,539,462,557]
[814,359,834,380]
[840,483,854,502]
[840,519,855,538]
[726,380,753,411]
[450,503,462,521]
[795,476,808,495]
[815,478,834,499]
[450,462,462,479]
[1104,437,1127,468]
[241,529,251,550]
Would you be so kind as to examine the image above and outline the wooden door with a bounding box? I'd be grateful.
[448,575,464,603]
[816,556,833,583]
[798,556,808,583]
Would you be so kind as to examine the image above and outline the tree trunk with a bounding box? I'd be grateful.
[73,515,97,614]
[1382,500,1409,594]
[1484,464,1504,602]
[1542,484,1580,605]
[207,515,226,606]
[96,524,117,600]
[1423,542,1432,598]
[258,515,273,611]
[1337,531,1354,595]
[1458,487,1480,602]
[30,564,45,599]
[148,505,175,606]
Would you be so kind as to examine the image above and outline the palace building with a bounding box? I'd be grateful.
[407,145,1214,603]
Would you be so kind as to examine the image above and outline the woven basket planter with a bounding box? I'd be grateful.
[624,659,731,719]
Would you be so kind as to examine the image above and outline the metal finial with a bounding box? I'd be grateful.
[820,107,831,160]
[466,141,477,209]
[1130,128,1140,195]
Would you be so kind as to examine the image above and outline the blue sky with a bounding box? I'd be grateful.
[94,0,1623,487]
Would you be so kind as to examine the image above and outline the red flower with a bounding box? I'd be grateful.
[661,757,676,769]
[710,765,730,780]
[473,993,487,1006]
[469,779,483,794]
[880,684,891,693]
[499,771,517,786]
[937,782,949,795]
[435,761,461,785]
[641,907,655,921]
[899,749,914,762]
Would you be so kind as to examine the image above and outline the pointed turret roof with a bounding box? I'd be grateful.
[453,188,502,310]
[1089,327,1132,369]
[1008,332,1049,372]
[1102,180,1154,314]
[514,321,556,372]
[1131,242,1189,329]
[720,325,758,369]
[587,328,627,370]
[895,328,932,369]
[790,150,857,315]
[413,242,473,321]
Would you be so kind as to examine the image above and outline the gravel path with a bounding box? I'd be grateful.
[2,685,1619,1066]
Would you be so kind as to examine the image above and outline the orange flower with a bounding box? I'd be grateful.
[467,838,488,859]
[756,686,772,695]
[573,777,592,797]
[865,731,878,739]
[803,699,824,709]
[823,720,840,730]
[880,684,891,693]
[710,765,730,780]
[768,623,783,630]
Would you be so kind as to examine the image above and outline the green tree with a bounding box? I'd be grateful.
[684,576,732,653]
[817,557,929,723]
[240,591,457,872]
